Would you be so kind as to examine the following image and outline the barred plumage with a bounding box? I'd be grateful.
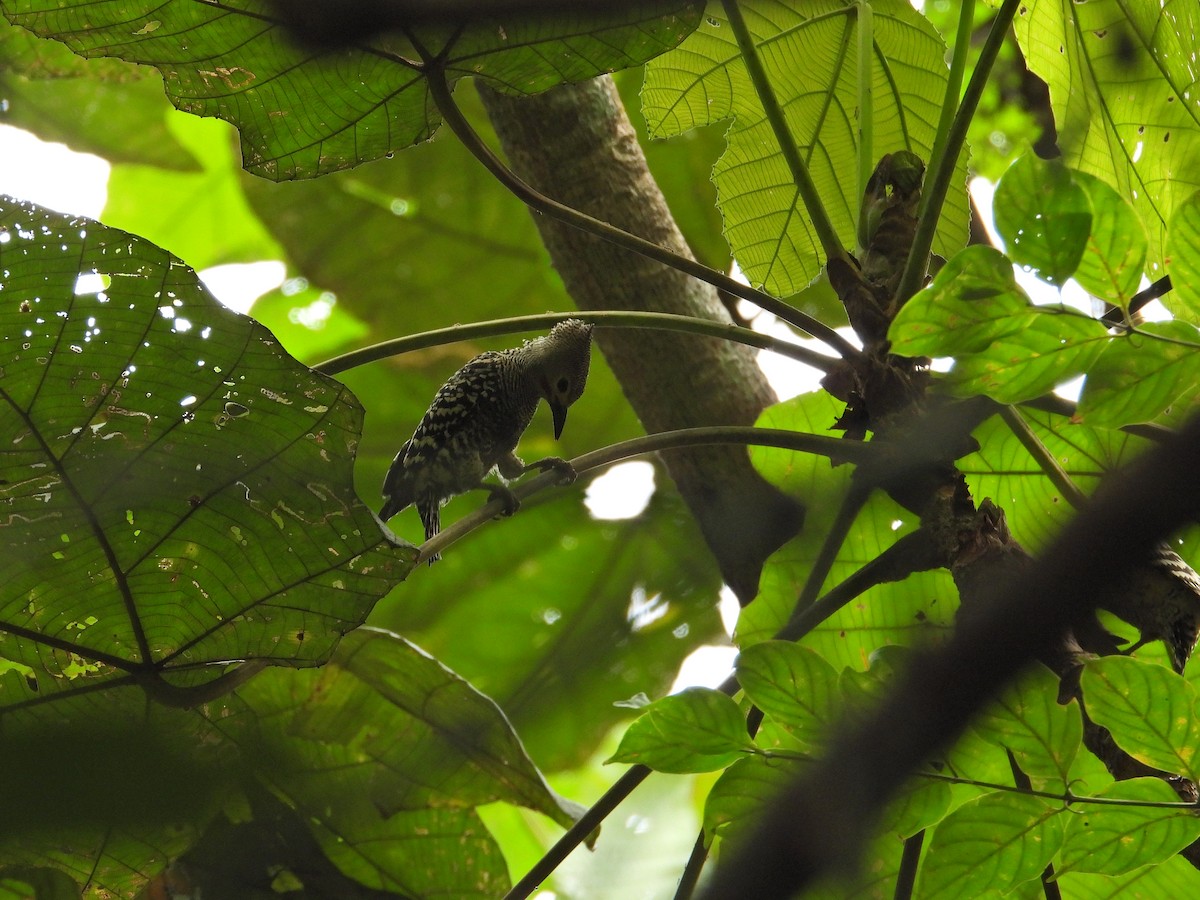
[380,320,593,561]
[1100,543,1200,673]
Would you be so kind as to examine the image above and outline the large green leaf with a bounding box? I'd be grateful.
[0,197,407,696]
[2,0,701,180]
[643,0,970,294]
[1072,170,1147,306]
[1166,189,1200,323]
[971,664,1080,792]
[736,640,839,751]
[960,408,1147,552]
[1014,0,1200,272]
[608,687,753,773]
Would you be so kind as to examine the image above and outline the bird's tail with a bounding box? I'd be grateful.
[418,498,442,564]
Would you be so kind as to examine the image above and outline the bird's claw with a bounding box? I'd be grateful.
[528,456,577,486]
[485,483,520,518]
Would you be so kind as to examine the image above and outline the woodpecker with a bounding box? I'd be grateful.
[380,319,593,561]
[1100,544,1200,674]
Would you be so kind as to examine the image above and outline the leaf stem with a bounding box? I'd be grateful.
[721,0,850,268]
[313,311,838,376]
[997,405,1087,508]
[893,831,924,900]
[856,0,874,221]
[418,64,860,358]
[894,0,1020,306]
[503,765,652,900]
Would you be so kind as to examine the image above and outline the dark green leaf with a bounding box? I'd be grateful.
[918,792,1064,900]
[736,640,839,750]
[0,867,79,900]
[643,0,970,294]
[1077,321,1200,428]
[1080,657,1200,780]
[0,18,198,170]
[1057,778,1200,877]
[608,687,753,772]
[1166,189,1200,323]
[1072,170,1147,305]
[994,152,1091,286]
[4,0,700,180]
[293,627,582,829]
[213,667,511,898]
[0,198,407,692]
[971,664,1080,791]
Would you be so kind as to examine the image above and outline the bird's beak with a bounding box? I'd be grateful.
[551,401,568,439]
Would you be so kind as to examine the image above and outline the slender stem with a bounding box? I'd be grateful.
[923,0,974,207]
[792,481,871,613]
[503,766,652,900]
[998,405,1087,508]
[893,831,924,900]
[417,426,872,562]
[313,311,837,377]
[894,0,1020,306]
[856,0,874,219]
[721,0,850,268]
[673,832,710,900]
[419,64,860,359]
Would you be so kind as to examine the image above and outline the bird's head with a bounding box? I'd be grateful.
[532,319,593,439]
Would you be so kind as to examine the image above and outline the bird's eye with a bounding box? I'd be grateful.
[556,377,569,393]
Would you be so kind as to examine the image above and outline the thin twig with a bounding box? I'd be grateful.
[313,311,838,376]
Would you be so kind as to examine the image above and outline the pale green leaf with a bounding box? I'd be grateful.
[1080,657,1200,780]
[1057,778,1200,877]
[1072,170,1147,305]
[1014,1,1200,273]
[1166,189,1200,323]
[918,792,1064,900]
[1076,321,1200,428]
[972,664,1081,791]
[607,687,753,773]
[736,640,839,750]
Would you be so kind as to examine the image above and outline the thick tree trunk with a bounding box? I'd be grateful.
[476,76,803,602]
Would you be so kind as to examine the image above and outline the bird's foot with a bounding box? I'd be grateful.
[484,482,521,518]
[526,456,577,486]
